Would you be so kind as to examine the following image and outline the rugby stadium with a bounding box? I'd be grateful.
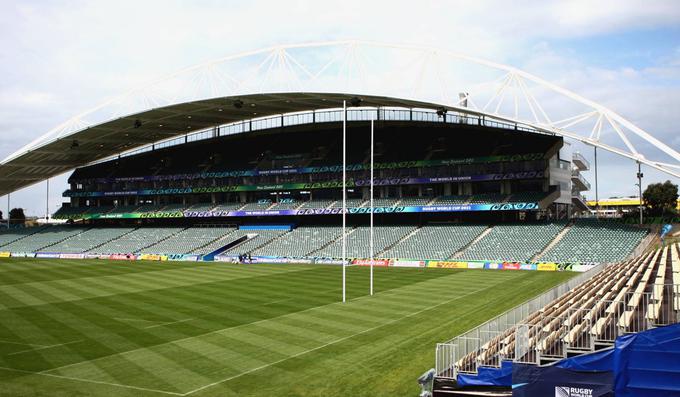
[0,42,679,397]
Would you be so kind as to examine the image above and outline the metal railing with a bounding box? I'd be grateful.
[434,264,605,378]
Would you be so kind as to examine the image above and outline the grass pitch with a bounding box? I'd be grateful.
[0,258,574,396]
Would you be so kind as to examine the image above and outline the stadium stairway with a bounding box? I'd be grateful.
[530,220,574,262]
[378,227,421,257]
[135,227,188,253]
[308,227,359,257]
[41,227,138,253]
[451,226,492,259]
[2,227,91,253]
[0,226,47,248]
[189,229,238,254]
[88,228,139,253]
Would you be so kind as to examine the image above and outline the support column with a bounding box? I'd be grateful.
[637,162,643,225]
[45,179,50,222]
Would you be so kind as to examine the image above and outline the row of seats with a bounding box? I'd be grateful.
[91,227,184,254]
[382,225,487,259]
[140,227,235,255]
[460,223,565,262]
[314,226,417,258]
[0,221,648,262]
[53,192,550,219]
[252,226,342,258]
[454,243,679,375]
[540,219,648,263]
[0,227,88,253]
[42,228,135,253]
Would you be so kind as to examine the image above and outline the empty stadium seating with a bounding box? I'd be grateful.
[297,199,336,209]
[0,219,650,263]
[449,243,680,377]
[0,227,45,248]
[314,226,416,258]
[91,227,184,254]
[460,223,565,262]
[382,225,487,260]
[41,227,135,253]
[1,227,89,253]
[540,219,648,263]
[253,226,342,257]
[140,227,235,255]
[222,229,288,254]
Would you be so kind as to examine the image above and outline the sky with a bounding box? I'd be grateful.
[0,0,679,216]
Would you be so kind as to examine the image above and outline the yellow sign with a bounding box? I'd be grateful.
[427,261,468,269]
[537,263,557,271]
[586,198,680,210]
[139,254,167,261]
[0,252,10,258]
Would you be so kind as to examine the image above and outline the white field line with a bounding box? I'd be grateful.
[181,279,511,396]
[7,340,84,356]
[144,319,194,329]
[0,339,47,348]
[0,366,182,396]
[44,274,487,375]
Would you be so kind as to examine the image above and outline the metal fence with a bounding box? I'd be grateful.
[434,264,605,378]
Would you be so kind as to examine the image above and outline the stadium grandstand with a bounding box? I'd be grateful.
[433,242,680,396]
[0,114,651,264]
[0,42,678,396]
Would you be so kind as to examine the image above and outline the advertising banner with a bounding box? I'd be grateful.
[76,201,541,220]
[166,254,200,261]
[314,258,348,265]
[214,256,239,263]
[0,252,10,258]
[35,252,61,259]
[502,262,521,270]
[352,259,390,267]
[427,261,469,269]
[392,260,426,268]
[571,264,598,272]
[76,152,544,184]
[467,261,485,269]
[109,254,137,260]
[512,363,613,397]
[66,171,545,198]
[484,262,503,270]
[520,263,538,271]
[537,262,558,271]
[138,254,168,261]
[59,253,86,259]
[11,252,34,258]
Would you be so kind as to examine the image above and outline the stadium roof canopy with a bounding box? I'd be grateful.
[0,92,489,196]
[1,40,678,197]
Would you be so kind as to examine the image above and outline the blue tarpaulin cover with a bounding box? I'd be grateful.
[613,323,680,397]
[456,323,680,396]
[457,360,512,387]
